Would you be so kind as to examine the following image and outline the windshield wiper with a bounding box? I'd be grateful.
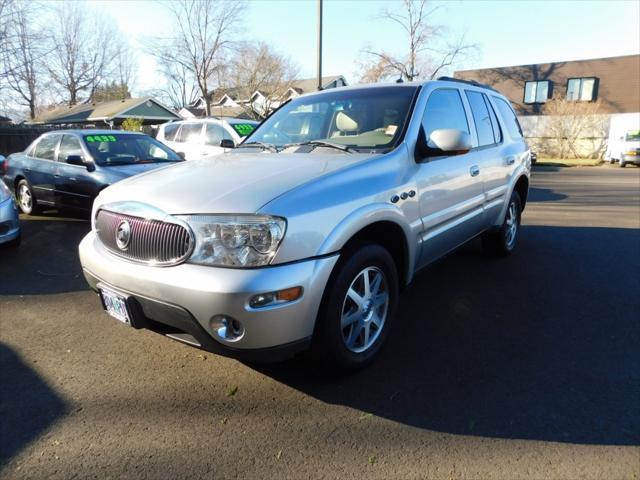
[237,141,278,152]
[284,140,353,153]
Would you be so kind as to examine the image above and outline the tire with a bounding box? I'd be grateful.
[311,243,399,372]
[482,190,522,257]
[16,179,40,215]
[619,160,626,168]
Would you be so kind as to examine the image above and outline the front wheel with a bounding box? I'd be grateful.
[482,191,522,257]
[619,160,626,168]
[311,243,399,371]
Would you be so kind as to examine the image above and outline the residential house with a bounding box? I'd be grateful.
[182,75,347,120]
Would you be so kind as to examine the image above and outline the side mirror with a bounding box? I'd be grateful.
[66,154,84,166]
[427,129,472,154]
[66,154,95,172]
[177,151,186,160]
[220,139,235,149]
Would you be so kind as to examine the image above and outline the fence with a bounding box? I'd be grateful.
[0,125,65,156]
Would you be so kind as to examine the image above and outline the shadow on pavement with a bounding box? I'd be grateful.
[0,343,68,464]
[0,214,91,295]
[255,225,640,446]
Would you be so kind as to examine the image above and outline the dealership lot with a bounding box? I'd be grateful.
[1,167,639,479]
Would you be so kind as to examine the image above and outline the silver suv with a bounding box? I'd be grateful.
[79,79,531,370]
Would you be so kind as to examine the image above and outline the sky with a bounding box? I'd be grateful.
[58,0,640,95]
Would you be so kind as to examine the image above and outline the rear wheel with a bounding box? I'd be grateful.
[311,243,398,371]
[482,190,522,257]
[619,160,626,168]
[16,179,40,215]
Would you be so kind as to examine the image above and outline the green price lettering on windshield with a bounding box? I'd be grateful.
[233,124,255,136]
[86,136,95,142]
[84,135,117,143]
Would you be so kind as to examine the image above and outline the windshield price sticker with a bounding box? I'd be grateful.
[233,124,255,136]
[86,135,117,143]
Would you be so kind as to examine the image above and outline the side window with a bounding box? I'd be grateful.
[204,124,226,146]
[422,89,469,140]
[493,97,523,140]
[33,135,59,160]
[465,90,495,147]
[175,123,202,143]
[483,95,502,144]
[58,135,84,162]
[163,123,180,141]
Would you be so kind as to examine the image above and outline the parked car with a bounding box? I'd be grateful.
[1,130,183,215]
[605,130,640,167]
[156,118,259,160]
[79,79,530,370]
[0,160,20,248]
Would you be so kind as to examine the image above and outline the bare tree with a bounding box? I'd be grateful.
[149,56,199,110]
[543,98,608,159]
[358,0,476,83]
[152,0,244,116]
[46,3,118,105]
[226,42,298,118]
[0,0,44,119]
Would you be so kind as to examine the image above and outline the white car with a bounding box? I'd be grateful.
[606,130,640,167]
[156,118,259,160]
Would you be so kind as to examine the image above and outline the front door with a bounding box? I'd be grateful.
[415,88,485,268]
[54,134,96,211]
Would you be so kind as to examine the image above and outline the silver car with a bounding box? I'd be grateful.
[0,156,21,248]
[79,79,531,370]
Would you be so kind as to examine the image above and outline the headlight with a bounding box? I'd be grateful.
[178,215,286,267]
[0,182,11,203]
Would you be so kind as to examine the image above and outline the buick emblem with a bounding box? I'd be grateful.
[115,220,131,250]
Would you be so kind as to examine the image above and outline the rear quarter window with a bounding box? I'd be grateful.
[493,97,523,140]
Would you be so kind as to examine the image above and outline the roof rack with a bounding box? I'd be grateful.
[436,76,499,93]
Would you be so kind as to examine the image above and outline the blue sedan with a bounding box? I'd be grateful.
[1,129,183,215]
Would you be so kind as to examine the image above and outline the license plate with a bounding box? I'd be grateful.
[100,288,131,325]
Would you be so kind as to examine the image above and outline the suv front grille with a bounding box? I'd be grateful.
[95,209,193,266]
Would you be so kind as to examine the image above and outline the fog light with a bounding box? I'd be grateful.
[249,287,303,308]
[210,315,244,341]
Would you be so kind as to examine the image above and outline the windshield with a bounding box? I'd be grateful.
[625,130,640,141]
[246,86,419,152]
[83,134,182,166]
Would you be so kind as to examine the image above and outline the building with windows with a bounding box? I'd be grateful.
[454,55,640,157]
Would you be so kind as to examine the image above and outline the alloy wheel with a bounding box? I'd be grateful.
[340,266,389,353]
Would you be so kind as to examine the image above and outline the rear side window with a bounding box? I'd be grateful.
[175,123,202,143]
[493,97,523,139]
[163,123,180,141]
[422,89,469,139]
[465,91,495,147]
[33,135,59,160]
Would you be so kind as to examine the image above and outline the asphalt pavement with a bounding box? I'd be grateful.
[1,166,639,479]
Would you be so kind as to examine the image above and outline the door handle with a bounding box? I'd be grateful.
[470,165,480,177]
[54,174,60,178]
[506,156,516,165]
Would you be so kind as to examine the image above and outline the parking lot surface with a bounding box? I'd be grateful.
[1,167,639,479]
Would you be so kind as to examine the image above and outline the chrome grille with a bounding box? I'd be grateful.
[95,209,193,266]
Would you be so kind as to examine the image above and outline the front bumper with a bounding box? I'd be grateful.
[0,197,20,244]
[622,154,640,164]
[79,231,339,359]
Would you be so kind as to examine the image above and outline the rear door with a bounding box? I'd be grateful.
[26,134,61,205]
[463,90,506,227]
[414,87,486,267]
[53,134,96,211]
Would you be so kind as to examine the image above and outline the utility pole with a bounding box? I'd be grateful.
[317,0,323,91]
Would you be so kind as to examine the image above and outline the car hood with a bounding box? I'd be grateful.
[100,162,177,178]
[96,152,371,214]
